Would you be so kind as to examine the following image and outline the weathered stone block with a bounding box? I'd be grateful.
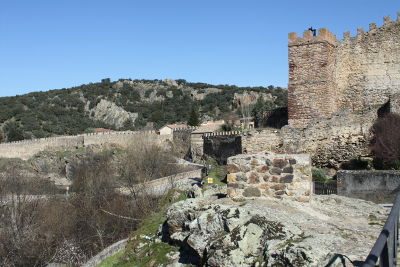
[270,176,280,183]
[227,173,237,183]
[227,188,237,197]
[275,190,286,196]
[280,175,294,183]
[256,165,269,173]
[228,183,239,189]
[247,172,260,184]
[227,164,240,173]
[282,166,294,173]
[269,167,282,175]
[236,172,247,182]
[270,184,286,191]
[273,158,288,168]
[243,187,261,197]
[259,183,270,190]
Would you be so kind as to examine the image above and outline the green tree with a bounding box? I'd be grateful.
[188,106,200,126]
[252,98,275,128]
[4,121,25,142]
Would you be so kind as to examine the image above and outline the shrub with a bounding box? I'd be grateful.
[312,168,328,182]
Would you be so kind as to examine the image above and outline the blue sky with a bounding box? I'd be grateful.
[0,1,399,97]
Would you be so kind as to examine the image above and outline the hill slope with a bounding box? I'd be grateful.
[0,78,287,142]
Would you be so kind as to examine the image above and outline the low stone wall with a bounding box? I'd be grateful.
[119,168,204,196]
[337,170,400,203]
[226,152,312,202]
[82,238,128,267]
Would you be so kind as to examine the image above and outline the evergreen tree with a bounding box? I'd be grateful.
[188,106,200,126]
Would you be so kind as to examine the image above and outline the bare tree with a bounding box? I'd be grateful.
[119,135,181,214]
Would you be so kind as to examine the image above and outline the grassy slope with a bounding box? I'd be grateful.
[98,190,187,267]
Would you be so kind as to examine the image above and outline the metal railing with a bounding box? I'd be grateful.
[362,193,400,267]
[313,181,337,195]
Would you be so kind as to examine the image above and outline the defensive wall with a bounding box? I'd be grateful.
[288,13,400,128]
[337,170,400,203]
[0,130,172,160]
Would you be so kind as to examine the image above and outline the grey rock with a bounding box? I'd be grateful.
[92,99,138,129]
[163,193,387,266]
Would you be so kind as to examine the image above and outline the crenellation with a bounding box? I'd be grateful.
[383,15,392,26]
[356,27,364,39]
[369,23,377,31]
[288,28,338,47]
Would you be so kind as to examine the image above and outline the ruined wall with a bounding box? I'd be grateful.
[281,111,371,167]
[288,14,400,128]
[226,152,312,202]
[0,131,170,160]
[241,129,282,154]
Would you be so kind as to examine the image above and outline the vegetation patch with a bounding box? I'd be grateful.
[99,189,187,266]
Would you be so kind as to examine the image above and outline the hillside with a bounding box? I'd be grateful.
[0,78,287,142]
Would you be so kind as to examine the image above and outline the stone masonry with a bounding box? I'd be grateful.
[289,14,400,128]
[226,152,312,202]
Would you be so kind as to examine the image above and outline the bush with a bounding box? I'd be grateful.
[312,168,328,182]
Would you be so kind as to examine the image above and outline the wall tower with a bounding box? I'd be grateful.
[288,28,338,128]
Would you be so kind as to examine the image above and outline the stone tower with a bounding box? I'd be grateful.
[288,28,338,128]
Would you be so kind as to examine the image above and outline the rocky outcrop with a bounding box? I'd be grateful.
[163,193,387,266]
[234,91,275,107]
[92,99,138,129]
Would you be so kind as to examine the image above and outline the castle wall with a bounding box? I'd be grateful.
[0,131,171,160]
[288,14,400,128]
[0,136,84,160]
[336,16,400,113]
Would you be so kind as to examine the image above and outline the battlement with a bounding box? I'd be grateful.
[289,28,338,46]
[342,13,400,41]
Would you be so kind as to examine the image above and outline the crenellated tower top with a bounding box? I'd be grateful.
[289,28,338,47]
